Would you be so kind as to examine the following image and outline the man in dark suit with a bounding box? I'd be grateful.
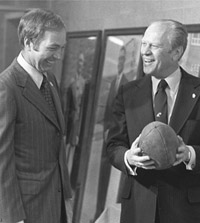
[0,8,72,223]
[106,20,200,223]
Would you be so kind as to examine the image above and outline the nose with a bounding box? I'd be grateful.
[141,43,151,55]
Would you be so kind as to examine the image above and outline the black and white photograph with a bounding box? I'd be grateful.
[1,2,200,223]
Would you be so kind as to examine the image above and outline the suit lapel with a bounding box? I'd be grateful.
[13,61,61,131]
[170,70,200,134]
[48,79,65,133]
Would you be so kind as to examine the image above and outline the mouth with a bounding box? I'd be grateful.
[41,59,56,71]
[45,59,57,67]
[143,58,155,66]
[47,59,56,64]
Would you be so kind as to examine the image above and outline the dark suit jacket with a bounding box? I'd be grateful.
[0,59,72,223]
[107,68,200,223]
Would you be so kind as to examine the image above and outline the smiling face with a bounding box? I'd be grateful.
[141,23,179,79]
[24,29,66,73]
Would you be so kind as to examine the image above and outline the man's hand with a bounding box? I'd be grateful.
[126,135,156,169]
[173,136,191,166]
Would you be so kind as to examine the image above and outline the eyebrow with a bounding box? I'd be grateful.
[48,43,66,48]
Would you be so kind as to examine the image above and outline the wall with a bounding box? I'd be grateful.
[53,0,200,31]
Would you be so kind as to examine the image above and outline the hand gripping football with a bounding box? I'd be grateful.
[138,121,179,170]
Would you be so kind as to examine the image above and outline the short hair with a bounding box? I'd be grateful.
[150,20,188,57]
[18,8,66,48]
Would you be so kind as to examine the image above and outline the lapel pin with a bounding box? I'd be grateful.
[156,112,162,117]
[50,82,54,87]
[192,93,196,99]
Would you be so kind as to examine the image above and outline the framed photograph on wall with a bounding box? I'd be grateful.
[179,24,200,77]
[80,27,147,223]
[59,30,102,222]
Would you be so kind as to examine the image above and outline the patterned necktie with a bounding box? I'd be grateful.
[154,79,168,124]
[40,75,57,116]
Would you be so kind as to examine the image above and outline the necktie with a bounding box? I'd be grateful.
[40,75,57,116]
[154,79,168,124]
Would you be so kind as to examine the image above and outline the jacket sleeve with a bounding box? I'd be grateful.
[106,86,130,174]
[0,80,26,222]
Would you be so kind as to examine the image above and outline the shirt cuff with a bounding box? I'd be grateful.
[124,150,137,176]
[184,146,196,170]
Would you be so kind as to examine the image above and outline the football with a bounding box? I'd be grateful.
[138,121,179,170]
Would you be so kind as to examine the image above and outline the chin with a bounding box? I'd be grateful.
[143,70,153,76]
[143,66,151,74]
[42,66,53,72]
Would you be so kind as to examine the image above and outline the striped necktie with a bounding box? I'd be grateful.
[40,75,57,116]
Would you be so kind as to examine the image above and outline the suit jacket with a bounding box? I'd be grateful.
[0,59,72,223]
[107,68,200,223]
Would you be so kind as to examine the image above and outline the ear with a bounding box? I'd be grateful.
[24,38,34,51]
[171,46,184,61]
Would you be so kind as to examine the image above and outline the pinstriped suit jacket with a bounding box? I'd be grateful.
[0,59,72,223]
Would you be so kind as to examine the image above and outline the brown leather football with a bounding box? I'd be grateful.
[139,121,179,170]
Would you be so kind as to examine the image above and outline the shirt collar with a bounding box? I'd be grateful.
[17,52,43,88]
[151,68,182,95]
